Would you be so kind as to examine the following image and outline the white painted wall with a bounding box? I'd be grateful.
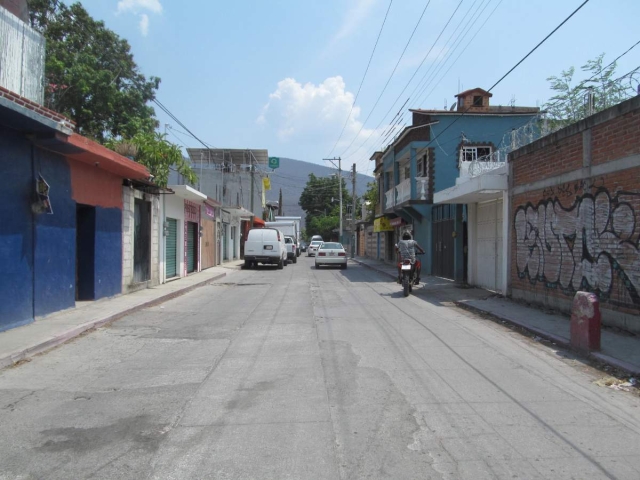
[162,195,186,281]
[473,198,504,293]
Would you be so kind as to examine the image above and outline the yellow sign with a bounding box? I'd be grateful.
[262,177,271,191]
[374,217,394,232]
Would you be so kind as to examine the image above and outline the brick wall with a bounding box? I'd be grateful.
[0,85,75,130]
[509,96,640,333]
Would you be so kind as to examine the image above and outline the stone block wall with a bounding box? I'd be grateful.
[509,96,640,332]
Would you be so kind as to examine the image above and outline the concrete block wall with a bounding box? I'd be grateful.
[509,96,640,333]
[122,187,160,293]
[122,186,134,289]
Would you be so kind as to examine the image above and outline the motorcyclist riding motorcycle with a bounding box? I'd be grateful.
[396,232,425,285]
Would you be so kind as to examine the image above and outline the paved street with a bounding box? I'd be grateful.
[1,258,639,480]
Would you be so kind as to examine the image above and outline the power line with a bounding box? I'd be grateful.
[413,0,498,106]
[337,0,433,158]
[326,0,394,158]
[383,0,591,169]
[544,39,640,112]
[153,98,212,151]
[348,0,498,170]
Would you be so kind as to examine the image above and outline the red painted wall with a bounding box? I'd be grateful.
[68,159,123,209]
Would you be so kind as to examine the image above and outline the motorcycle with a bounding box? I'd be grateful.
[398,254,423,297]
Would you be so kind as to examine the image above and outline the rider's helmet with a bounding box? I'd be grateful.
[402,232,412,240]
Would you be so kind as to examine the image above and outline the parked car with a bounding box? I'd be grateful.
[284,236,297,263]
[300,241,308,252]
[315,242,347,269]
[307,240,323,257]
[310,235,323,243]
[244,228,287,269]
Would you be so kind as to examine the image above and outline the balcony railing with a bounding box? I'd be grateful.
[395,178,411,204]
[459,151,504,178]
[385,188,395,209]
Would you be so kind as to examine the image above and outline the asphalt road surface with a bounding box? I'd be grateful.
[1,257,639,479]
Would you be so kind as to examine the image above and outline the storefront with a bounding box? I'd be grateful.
[200,199,220,270]
[162,185,207,282]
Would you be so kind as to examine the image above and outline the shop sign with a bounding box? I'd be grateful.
[389,217,406,227]
[184,200,199,222]
[373,217,394,232]
[204,204,215,218]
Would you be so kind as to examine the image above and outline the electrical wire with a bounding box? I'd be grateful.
[337,0,433,158]
[326,0,394,158]
[544,39,640,112]
[153,98,213,151]
[348,0,496,171]
[375,0,591,170]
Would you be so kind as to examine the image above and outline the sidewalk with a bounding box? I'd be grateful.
[352,256,640,376]
[0,260,243,369]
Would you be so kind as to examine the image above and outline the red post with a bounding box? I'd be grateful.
[570,291,601,352]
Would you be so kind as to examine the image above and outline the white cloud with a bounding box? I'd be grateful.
[139,14,149,36]
[258,76,385,160]
[117,0,163,14]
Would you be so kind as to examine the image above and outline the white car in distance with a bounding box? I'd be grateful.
[307,240,323,257]
[314,242,347,269]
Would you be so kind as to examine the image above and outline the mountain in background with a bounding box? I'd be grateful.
[264,157,373,228]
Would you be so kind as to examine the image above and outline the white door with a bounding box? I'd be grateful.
[476,199,503,292]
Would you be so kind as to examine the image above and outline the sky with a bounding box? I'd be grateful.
[78,0,640,175]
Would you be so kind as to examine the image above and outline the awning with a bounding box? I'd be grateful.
[433,174,507,204]
[168,184,207,202]
[223,206,255,219]
[253,217,265,227]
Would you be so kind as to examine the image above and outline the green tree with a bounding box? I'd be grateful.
[107,133,197,188]
[28,0,160,142]
[544,54,638,130]
[299,173,352,240]
[362,181,378,223]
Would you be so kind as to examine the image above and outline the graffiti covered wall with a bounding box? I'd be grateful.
[509,96,640,332]
[513,181,640,311]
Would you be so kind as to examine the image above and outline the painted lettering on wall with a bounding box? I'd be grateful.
[542,177,604,199]
[514,188,640,309]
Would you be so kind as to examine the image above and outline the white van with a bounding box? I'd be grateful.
[244,228,287,269]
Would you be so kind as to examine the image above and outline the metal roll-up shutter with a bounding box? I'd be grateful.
[187,221,197,273]
[165,218,177,278]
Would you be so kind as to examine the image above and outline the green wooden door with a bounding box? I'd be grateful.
[186,221,197,273]
[165,218,177,278]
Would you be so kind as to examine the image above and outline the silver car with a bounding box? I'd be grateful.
[307,240,323,257]
[314,242,347,269]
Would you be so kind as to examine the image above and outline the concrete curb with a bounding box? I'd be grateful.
[456,301,640,377]
[0,273,227,370]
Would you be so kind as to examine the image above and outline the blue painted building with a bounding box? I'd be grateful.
[0,86,151,332]
[375,88,540,282]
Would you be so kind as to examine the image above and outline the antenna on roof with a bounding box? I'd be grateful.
[444,98,447,110]
[510,95,516,107]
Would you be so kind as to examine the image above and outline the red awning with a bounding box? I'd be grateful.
[253,217,266,227]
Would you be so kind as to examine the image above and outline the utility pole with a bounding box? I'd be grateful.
[249,153,254,228]
[323,157,342,241]
[351,163,356,258]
